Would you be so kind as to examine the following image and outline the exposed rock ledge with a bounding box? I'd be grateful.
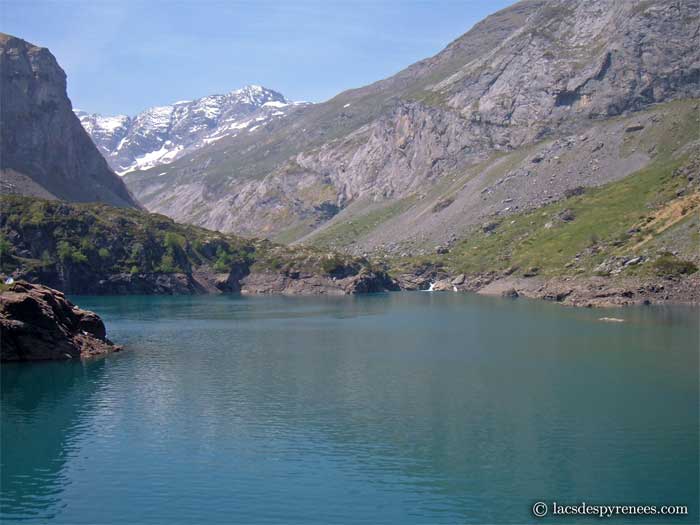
[475,275,700,307]
[0,281,121,361]
[395,272,700,308]
[239,269,398,295]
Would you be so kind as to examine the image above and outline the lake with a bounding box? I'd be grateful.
[1,292,698,524]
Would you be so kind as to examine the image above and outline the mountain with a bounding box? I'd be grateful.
[122,0,699,251]
[0,33,138,208]
[76,86,305,174]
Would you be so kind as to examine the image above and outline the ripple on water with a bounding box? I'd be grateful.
[2,294,698,524]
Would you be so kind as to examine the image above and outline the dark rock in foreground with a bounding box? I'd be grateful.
[0,281,121,361]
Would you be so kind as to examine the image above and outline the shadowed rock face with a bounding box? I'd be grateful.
[0,33,138,208]
[123,0,700,244]
[0,281,122,361]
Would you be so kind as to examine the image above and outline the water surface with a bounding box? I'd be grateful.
[2,293,698,523]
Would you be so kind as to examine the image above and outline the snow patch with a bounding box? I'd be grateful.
[262,100,288,108]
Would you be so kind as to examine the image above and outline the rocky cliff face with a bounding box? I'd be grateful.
[0,34,138,208]
[76,86,305,174]
[0,281,121,361]
[123,0,700,247]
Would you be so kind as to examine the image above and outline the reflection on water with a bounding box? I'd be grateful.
[1,293,698,524]
[1,359,107,520]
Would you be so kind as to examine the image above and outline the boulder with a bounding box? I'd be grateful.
[451,274,466,285]
[394,273,431,291]
[523,267,540,277]
[431,280,454,291]
[0,281,122,361]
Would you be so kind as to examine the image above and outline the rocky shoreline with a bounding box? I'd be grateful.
[0,281,122,361]
[6,268,698,308]
[395,271,700,308]
[9,266,398,296]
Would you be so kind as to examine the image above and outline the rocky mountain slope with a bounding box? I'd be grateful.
[76,86,305,174]
[0,33,138,208]
[0,195,395,295]
[389,126,699,306]
[123,0,700,248]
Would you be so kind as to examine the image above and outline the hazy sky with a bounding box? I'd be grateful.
[3,0,515,116]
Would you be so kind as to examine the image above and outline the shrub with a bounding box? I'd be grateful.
[40,250,53,266]
[157,253,178,273]
[320,254,347,276]
[131,243,144,259]
[57,241,73,262]
[57,241,88,264]
[432,197,454,213]
[22,201,47,225]
[564,186,586,199]
[0,234,11,257]
[163,232,186,251]
[652,253,698,277]
[71,250,88,264]
[213,258,230,273]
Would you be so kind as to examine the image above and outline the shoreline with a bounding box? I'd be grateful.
[394,272,700,308]
[6,272,699,309]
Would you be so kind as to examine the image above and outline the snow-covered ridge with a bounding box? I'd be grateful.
[75,85,306,175]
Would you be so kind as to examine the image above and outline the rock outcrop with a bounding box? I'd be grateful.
[0,195,398,296]
[0,281,122,361]
[239,269,398,296]
[0,33,138,208]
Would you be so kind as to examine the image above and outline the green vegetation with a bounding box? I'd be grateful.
[56,241,88,264]
[652,253,698,277]
[0,233,11,258]
[388,114,699,279]
[320,254,348,276]
[0,195,374,283]
[0,195,251,276]
[309,196,418,249]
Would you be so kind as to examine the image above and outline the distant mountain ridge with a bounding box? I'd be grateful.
[76,86,306,174]
[0,33,138,208]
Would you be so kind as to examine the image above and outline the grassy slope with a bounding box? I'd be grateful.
[305,196,419,250]
[388,102,700,279]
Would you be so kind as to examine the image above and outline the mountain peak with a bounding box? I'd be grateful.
[77,84,299,174]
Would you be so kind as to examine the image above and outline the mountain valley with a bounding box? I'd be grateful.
[118,0,699,258]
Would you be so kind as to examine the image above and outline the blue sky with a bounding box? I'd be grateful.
[3,0,515,116]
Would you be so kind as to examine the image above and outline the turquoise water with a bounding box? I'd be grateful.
[1,292,698,524]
